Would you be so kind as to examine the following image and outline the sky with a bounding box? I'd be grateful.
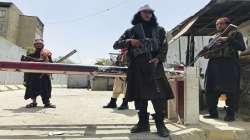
[3,0,210,64]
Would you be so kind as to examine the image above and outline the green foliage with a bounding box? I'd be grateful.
[25,47,35,55]
[95,58,112,66]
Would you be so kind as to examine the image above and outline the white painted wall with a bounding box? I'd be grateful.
[0,36,68,85]
[0,37,26,85]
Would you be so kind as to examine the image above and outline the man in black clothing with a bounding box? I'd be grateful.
[204,17,246,121]
[22,39,56,108]
[113,5,174,137]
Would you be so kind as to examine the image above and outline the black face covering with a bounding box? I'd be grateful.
[141,21,154,38]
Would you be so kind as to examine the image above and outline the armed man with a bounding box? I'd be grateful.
[21,39,56,108]
[204,17,246,121]
[113,5,174,137]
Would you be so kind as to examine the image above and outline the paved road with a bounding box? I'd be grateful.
[0,89,171,140]
[1,88,250,140]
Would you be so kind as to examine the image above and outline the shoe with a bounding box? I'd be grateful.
[224,107,235,122]
[44,103,56,108]
[118,98,129,110]
[153,113,170,137]
[26,103,37,108]
[103,98,117,108]
[131,112,150,133]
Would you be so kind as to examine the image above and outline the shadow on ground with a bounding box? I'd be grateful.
[3,106,45,113]
[111,108,138,117]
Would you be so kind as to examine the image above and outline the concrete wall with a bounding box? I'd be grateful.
[0,3,44,51]
[67,75,90,88]
[0,36,26,85]
[0,36,68,86]
[5,4,22,45]
[239,63,250,115]
[238,21,250,115]
[17,16,36,50]
[17,16,44,51]
[90,77,114,91]
[51,74,68,86]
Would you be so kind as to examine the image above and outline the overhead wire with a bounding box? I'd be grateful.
[47,0,130,24]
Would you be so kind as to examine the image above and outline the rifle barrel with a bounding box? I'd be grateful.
[56,49,77,63]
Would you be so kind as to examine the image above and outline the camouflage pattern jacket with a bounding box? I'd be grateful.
[113,25,168,63]
[208,31,246,59]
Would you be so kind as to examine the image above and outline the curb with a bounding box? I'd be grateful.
[169,128,250,140]
[52,85,67,88]
[5,85,19,90]
[0,85,9,92]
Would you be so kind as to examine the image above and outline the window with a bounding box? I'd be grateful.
[0,22,6,33]
[0,9,7,18]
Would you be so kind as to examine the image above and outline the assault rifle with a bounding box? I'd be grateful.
[21,49,77,79]
[56,49,77,63]
[21,49,77,63]
[190,24,238,65]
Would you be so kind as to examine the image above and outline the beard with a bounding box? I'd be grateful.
[34,47,44,54]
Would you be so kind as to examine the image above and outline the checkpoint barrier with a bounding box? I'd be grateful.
[0,61,200,124]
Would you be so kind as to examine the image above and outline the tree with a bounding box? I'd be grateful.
[26,47,35,54]
[95,58,112,66]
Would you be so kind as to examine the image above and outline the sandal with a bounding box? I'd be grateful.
[26,103,37,108]
[44,103,56,108]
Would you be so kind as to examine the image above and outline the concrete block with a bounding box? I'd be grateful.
[16,85,25,89]
[0,85,8,92]
[67,75,90,88]
[90,77,114,91]
[52,85,68,88]
[168,79,178,120]
[5,85,19,90]
[184,67,200,125]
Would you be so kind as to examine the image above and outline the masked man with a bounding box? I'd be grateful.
[113,5,174,137]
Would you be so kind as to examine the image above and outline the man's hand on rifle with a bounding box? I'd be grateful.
[126,39,142,47]
[149,58,160,64]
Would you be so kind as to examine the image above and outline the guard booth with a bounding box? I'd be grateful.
[166,0,250,124]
